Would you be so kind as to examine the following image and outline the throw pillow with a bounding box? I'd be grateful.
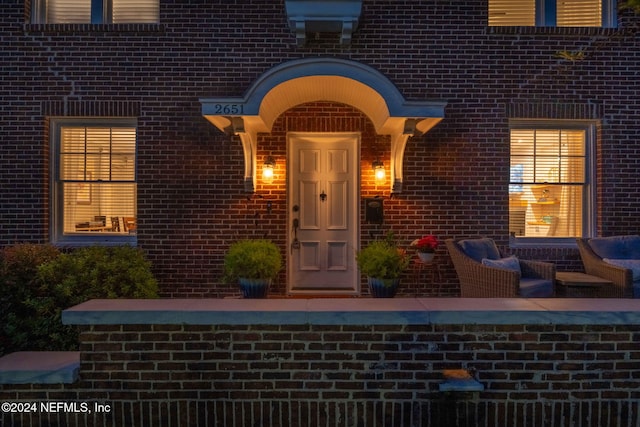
[459,238,501,262]
[481,255,521,274]
[589,235,640,259]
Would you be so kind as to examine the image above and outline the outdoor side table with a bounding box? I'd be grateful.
[413,257,441,291]
[555,272,613,298]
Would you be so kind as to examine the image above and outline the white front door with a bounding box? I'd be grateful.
[288,133,359,294]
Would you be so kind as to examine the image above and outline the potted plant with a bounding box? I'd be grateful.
[223,239,282,298]
[410,235,439,263]
[356,236,410,298]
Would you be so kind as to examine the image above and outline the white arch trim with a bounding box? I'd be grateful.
[200,58,447,192]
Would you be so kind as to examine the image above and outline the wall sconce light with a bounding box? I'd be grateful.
[372,159,385,183]
[263,156,276,181]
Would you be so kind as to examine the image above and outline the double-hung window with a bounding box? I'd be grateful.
[508,121,595,244]
[51,118,137,245]
[489,0,616,28]
[32,0,159,24]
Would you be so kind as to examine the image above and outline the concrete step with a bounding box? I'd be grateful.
[0,351,80,384]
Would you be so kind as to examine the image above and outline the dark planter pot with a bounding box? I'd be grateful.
[367,277,400,298]
[238,278,271,298]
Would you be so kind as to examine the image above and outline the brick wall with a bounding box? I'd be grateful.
[1,1,639,296]
[2,322,640,426]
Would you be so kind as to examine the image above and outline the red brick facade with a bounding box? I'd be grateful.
[2,1,640,297]
[2,322,640,426]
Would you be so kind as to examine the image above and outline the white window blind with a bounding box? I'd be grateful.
[46,0,91,24]
[112,0,159,24]
[557,0,602,26]
[489,0,536,26]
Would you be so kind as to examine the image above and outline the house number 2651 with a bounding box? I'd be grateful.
[213,104,244,115]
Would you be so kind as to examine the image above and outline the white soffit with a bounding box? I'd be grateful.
[259,76,389,132]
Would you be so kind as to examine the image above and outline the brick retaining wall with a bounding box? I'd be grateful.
[2,298,640,426]
[5,322,640,426]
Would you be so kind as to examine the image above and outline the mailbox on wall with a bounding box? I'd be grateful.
[364,198,384,224]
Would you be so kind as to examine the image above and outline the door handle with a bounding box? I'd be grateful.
[320,190,327,202]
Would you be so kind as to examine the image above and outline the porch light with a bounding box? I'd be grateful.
[372,159,385,183]
[263,156,276,181]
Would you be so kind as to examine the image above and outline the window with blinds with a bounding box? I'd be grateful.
[112,0,160,24]
[509,125,591,240]
[489,0,536,27]
[36,0,159,24]
[557,0,602,26]
[52,120,138,243]
[45,0,91,23]
[489,0,610,27]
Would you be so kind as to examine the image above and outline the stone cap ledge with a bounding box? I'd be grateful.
[0,351,80,384]
[61,298,640,326]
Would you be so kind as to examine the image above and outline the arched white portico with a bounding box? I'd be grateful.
[200,58,446,192]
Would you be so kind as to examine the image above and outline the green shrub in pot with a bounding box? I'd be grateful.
[224,239,282,298]
[356,237,409,297]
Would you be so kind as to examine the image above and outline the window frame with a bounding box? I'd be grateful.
[50,117,138,247]
[489,0,617,28]
[508,120,597,248]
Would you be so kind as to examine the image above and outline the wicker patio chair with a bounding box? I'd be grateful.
[446,238,555,298]
[576,238,634,298]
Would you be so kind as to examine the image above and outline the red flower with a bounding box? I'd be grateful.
[411,235,439,253]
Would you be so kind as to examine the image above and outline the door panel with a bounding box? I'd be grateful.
[328,180,347,229]
[288,133,359,293]
[300,180,320,229]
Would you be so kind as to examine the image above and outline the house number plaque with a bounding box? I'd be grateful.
[212,103,244,115]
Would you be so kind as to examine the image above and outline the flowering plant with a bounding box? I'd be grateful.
[410,235,439,253]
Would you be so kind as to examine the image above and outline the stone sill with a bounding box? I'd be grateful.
[62,298,640,326]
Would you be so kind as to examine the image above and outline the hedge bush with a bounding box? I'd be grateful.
[1,243,61,355]
[1,244,158,354]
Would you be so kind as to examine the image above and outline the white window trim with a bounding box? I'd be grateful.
[50,117,138,247]
[509,120,597,248]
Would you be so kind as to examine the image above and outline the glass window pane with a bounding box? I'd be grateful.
[61,127,86,152]
[561,157,585,182]
[561,130,585,155]
[557,0,601,26]
[112,0,159,23]
[46,0,91,23]
[489,0,535,26]
[60,154,86,180]
[535,130,560,155]
[63,182,137,234]
[535,157,560,182]
[510,130,535,156]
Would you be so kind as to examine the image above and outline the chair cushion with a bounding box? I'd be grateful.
[519,278,554,298]
[481,255,521,274]
[588,235,640,260]
[459,238,501,262]
[602,258,640,281]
